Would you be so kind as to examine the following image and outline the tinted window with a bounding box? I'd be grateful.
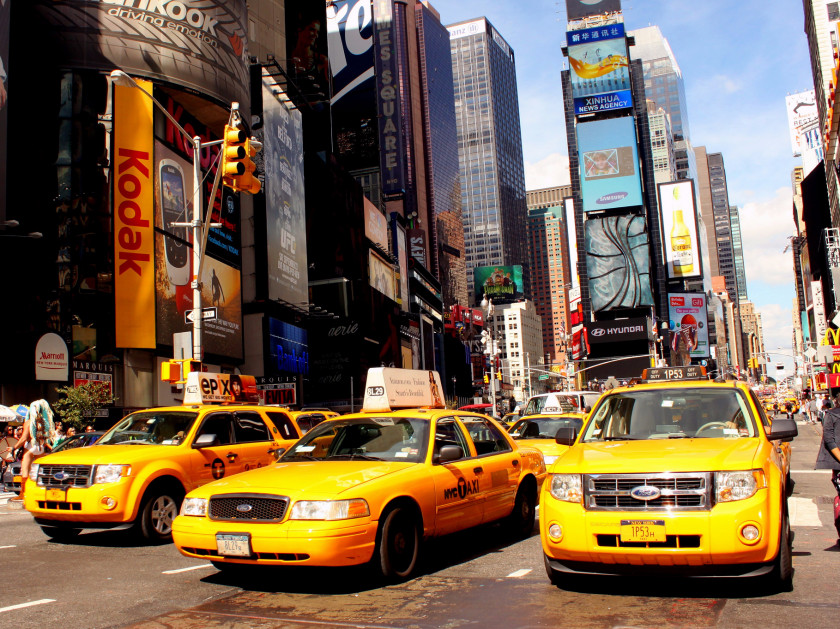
[266,411,298,440]
[196,413,234,446]
[434,417,471,461]
[295,413,326,434]
[233,412,271,443]
[461,416,512,455]
[98,411,197,445]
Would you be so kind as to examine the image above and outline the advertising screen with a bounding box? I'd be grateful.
[563,197,579,289]
[577,117,643,212]
[668,293,709,359]
[0,0,8,222]
[565,0,622,20]
[369,251,397,302]
[568,24,631,115]
[268,319,309,377]
[785,91,819,158]
[658,180,702,280]
[473,266,524,304]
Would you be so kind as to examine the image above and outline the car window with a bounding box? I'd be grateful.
[233,412,271,443]
[747,389,772,429]
[196,412,234,446]
[295,413,326,434]
[434,417,471,461]
[509,415,582,439]
[98,411,197,445]
[265,411,298,440]
[460,416,512,455]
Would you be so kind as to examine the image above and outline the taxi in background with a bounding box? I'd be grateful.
[540,366,798,591]
[508,412,587,466]
[173,368,547,581]
[24,373,304,542]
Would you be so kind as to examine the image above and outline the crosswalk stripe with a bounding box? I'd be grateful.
[789,497,823,528]
[0,599,56,614]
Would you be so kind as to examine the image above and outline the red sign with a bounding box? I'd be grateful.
[257,383,296,406]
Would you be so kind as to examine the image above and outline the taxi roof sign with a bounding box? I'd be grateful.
[641,366,707,382]
[183,372,259,405]
[362,368,446,413]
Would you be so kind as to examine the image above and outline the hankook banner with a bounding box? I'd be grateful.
[37,0,250,106]
[585,318,649,344]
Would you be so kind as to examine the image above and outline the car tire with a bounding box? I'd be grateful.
[506,483,537,539]
[137,488,183,543]
[372,506,420,581]
[770,510,793,592]
[40,525,81,541]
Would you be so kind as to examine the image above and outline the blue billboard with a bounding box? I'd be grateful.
[577,116,643,212]
[268,319,309,376]
[568,24,631,115]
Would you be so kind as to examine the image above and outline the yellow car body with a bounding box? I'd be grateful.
[173,405,546,579]
[508,413,587,466]
[24,403,302,541]
[540,377,797,589]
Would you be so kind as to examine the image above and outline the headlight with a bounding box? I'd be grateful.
[289,499,370,521]
[180,497,208,517]
[93,464,131,484]
[543,455,559,466]
[715,470,766,503]
[548,474,582,503]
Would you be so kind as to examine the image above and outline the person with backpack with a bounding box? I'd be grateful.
[815,394,840,544]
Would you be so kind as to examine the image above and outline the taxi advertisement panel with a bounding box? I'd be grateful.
[183,372,258,404]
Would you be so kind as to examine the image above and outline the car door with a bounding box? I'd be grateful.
[458,414,520,524]
[231,411,282,473]
[189,411,244,488]
[429,416,484,536]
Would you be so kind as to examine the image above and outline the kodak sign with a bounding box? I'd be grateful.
[114,79,156,348]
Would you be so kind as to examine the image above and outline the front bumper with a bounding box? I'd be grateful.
[24,478,137,525]
[173,515,379,567]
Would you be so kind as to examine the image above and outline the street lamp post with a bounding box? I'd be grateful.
[480,296,499,416]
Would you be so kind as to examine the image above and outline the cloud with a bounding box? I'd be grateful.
[524,153,571,190]
[754,301,795,369]
[738,187,796,286]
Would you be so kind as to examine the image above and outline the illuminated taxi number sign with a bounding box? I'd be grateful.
[367,386,385,396]
[642,366,706,381]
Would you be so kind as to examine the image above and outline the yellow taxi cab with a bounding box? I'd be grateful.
[508,412,587,466]
[172,368,547,580]
[540,366,798,591]
[24,373,304,542]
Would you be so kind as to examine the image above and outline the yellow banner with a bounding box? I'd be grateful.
[114,79,156,348]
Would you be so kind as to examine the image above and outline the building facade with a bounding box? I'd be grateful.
[491,301,546,404]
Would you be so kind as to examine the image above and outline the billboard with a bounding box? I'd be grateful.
[286,2,330,104]
[577,117,643,212]
[658,180,702,280]
[0,0,8,222]
[268,319,309,377]
[474,266,524,304]
[668,293,710,358]
[262,72,308,306]
[585,317,649,344]
[369,250,397,302]
[585,214,653,311]
[785,91,819,158]
[37,0,250,106]
[563,197,579,289]
[565,0,622,20]
[568,24,631,115]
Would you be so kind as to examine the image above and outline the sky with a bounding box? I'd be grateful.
[430,0,813,371]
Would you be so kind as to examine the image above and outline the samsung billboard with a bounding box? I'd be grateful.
[577,116,643,212]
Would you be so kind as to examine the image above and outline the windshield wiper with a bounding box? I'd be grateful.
[327,453,385,461]
[603,435,639,441]
[282,453,320,461]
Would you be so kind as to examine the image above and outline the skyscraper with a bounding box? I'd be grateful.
[730,205,749,302]
[448,17,529,302]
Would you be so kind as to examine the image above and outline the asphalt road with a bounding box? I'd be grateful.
[1,415,839,629]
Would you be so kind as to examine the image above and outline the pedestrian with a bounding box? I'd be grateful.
[808,397,819,424]
[2,400,57,502]
[784,400,793,420]
[54,420,65,441]
[84,424,95,433]
[823,397,833,423]
[815,394,840,543]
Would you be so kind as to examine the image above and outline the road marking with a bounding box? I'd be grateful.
[0,545,16,550]
[789,497,823,528]
[162,564,214,574]
[791,470,832,474]
[506,568,532,578]
[0,599,56,614]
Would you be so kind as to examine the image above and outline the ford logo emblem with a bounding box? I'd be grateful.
[235,504,253,513]
[53,472,68,481]
[591,328,605,337]
[630,486,661,501]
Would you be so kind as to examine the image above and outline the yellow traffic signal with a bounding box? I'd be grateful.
[483,374,489,384]
[241,138,262,194]
[161,358,202,384]
[496,370,502,380]
[221,124,247,190]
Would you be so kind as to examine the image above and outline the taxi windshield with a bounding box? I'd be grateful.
[509,415,584,439]
[581,388,757,441]
[282,417,430,463]
[97,411,198,446]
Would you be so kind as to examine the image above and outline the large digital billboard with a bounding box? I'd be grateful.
[565,0,622,20]
[658,180,702,280]
[577,117,643,212]
[785,90,820,158]
[668,293,709,359]
[568,24,631,115]
[473,266,524,305]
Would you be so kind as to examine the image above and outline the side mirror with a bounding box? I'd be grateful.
[555,426,578,446]
[766,417,798,443]
[434,444,464,464]
[192,433,220,449]
[268,446,286,461]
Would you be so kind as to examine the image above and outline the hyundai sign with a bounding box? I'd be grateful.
[585,318,649,344]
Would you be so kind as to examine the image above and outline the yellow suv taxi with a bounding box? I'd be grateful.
[172,368,547,580]
[508,412,587,466]
[540,367,798,591]
[25,373,304,542]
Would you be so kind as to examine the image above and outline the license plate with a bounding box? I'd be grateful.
[45,488,66,502]
[216,533,251,557]
[620,519,666,543]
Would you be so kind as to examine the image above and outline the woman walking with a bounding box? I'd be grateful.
[816,395,840,543]
[2,400,56,502]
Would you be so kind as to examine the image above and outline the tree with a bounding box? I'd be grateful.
[52,382,115,430]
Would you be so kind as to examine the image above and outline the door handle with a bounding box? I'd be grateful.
[474,466,483,474]
[226,452,238,460]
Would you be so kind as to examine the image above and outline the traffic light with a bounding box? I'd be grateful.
[483,374,489,384]
[221,126,261,194]
[497,370,502,380]
[161,359,202,385]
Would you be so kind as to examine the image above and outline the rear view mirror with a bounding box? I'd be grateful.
[435,444,464,464]
[192,433,220,449]
[555,427,578,446]
[766,417,798,443]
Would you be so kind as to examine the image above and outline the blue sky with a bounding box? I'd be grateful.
[431,0,813,368]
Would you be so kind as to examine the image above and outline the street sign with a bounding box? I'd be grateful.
[185,307,218,324]
[538,374,550,380]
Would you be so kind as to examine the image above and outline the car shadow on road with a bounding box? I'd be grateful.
[42,527,161,548]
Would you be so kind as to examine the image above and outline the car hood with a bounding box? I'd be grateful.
[553,438,761,474]
[189,460,416,498]
[34,443,186,466]
[515,439,570,458]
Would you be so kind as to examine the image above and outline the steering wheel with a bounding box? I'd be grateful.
[695,421,728,435]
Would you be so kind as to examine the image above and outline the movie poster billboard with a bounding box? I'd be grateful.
[473,265,524,305]
[565,0,622,20]
[658,180,702,280]
[577,117,643,212]
[369,250,397,301]
[261,72,308,306]
[0,0,9,222]
[568,24,631,115]
[668,293,709,358]
[285,2,330,104]
[785,90,819,158]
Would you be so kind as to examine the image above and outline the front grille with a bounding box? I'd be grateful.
[584,473,711,511]
[208,494,289,522]
[596,534,701,548]
[181,547,310,562]
[37,501,82,511]
[38,465,92,488]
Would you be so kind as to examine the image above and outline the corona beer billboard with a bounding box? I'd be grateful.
[658,180,702,280]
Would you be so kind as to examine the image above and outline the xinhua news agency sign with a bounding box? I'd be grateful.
[585,318,649,344]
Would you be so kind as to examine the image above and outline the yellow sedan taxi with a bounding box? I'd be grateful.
[541,367,798,591]
[173,368,547,580]
[508,413,587,466]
